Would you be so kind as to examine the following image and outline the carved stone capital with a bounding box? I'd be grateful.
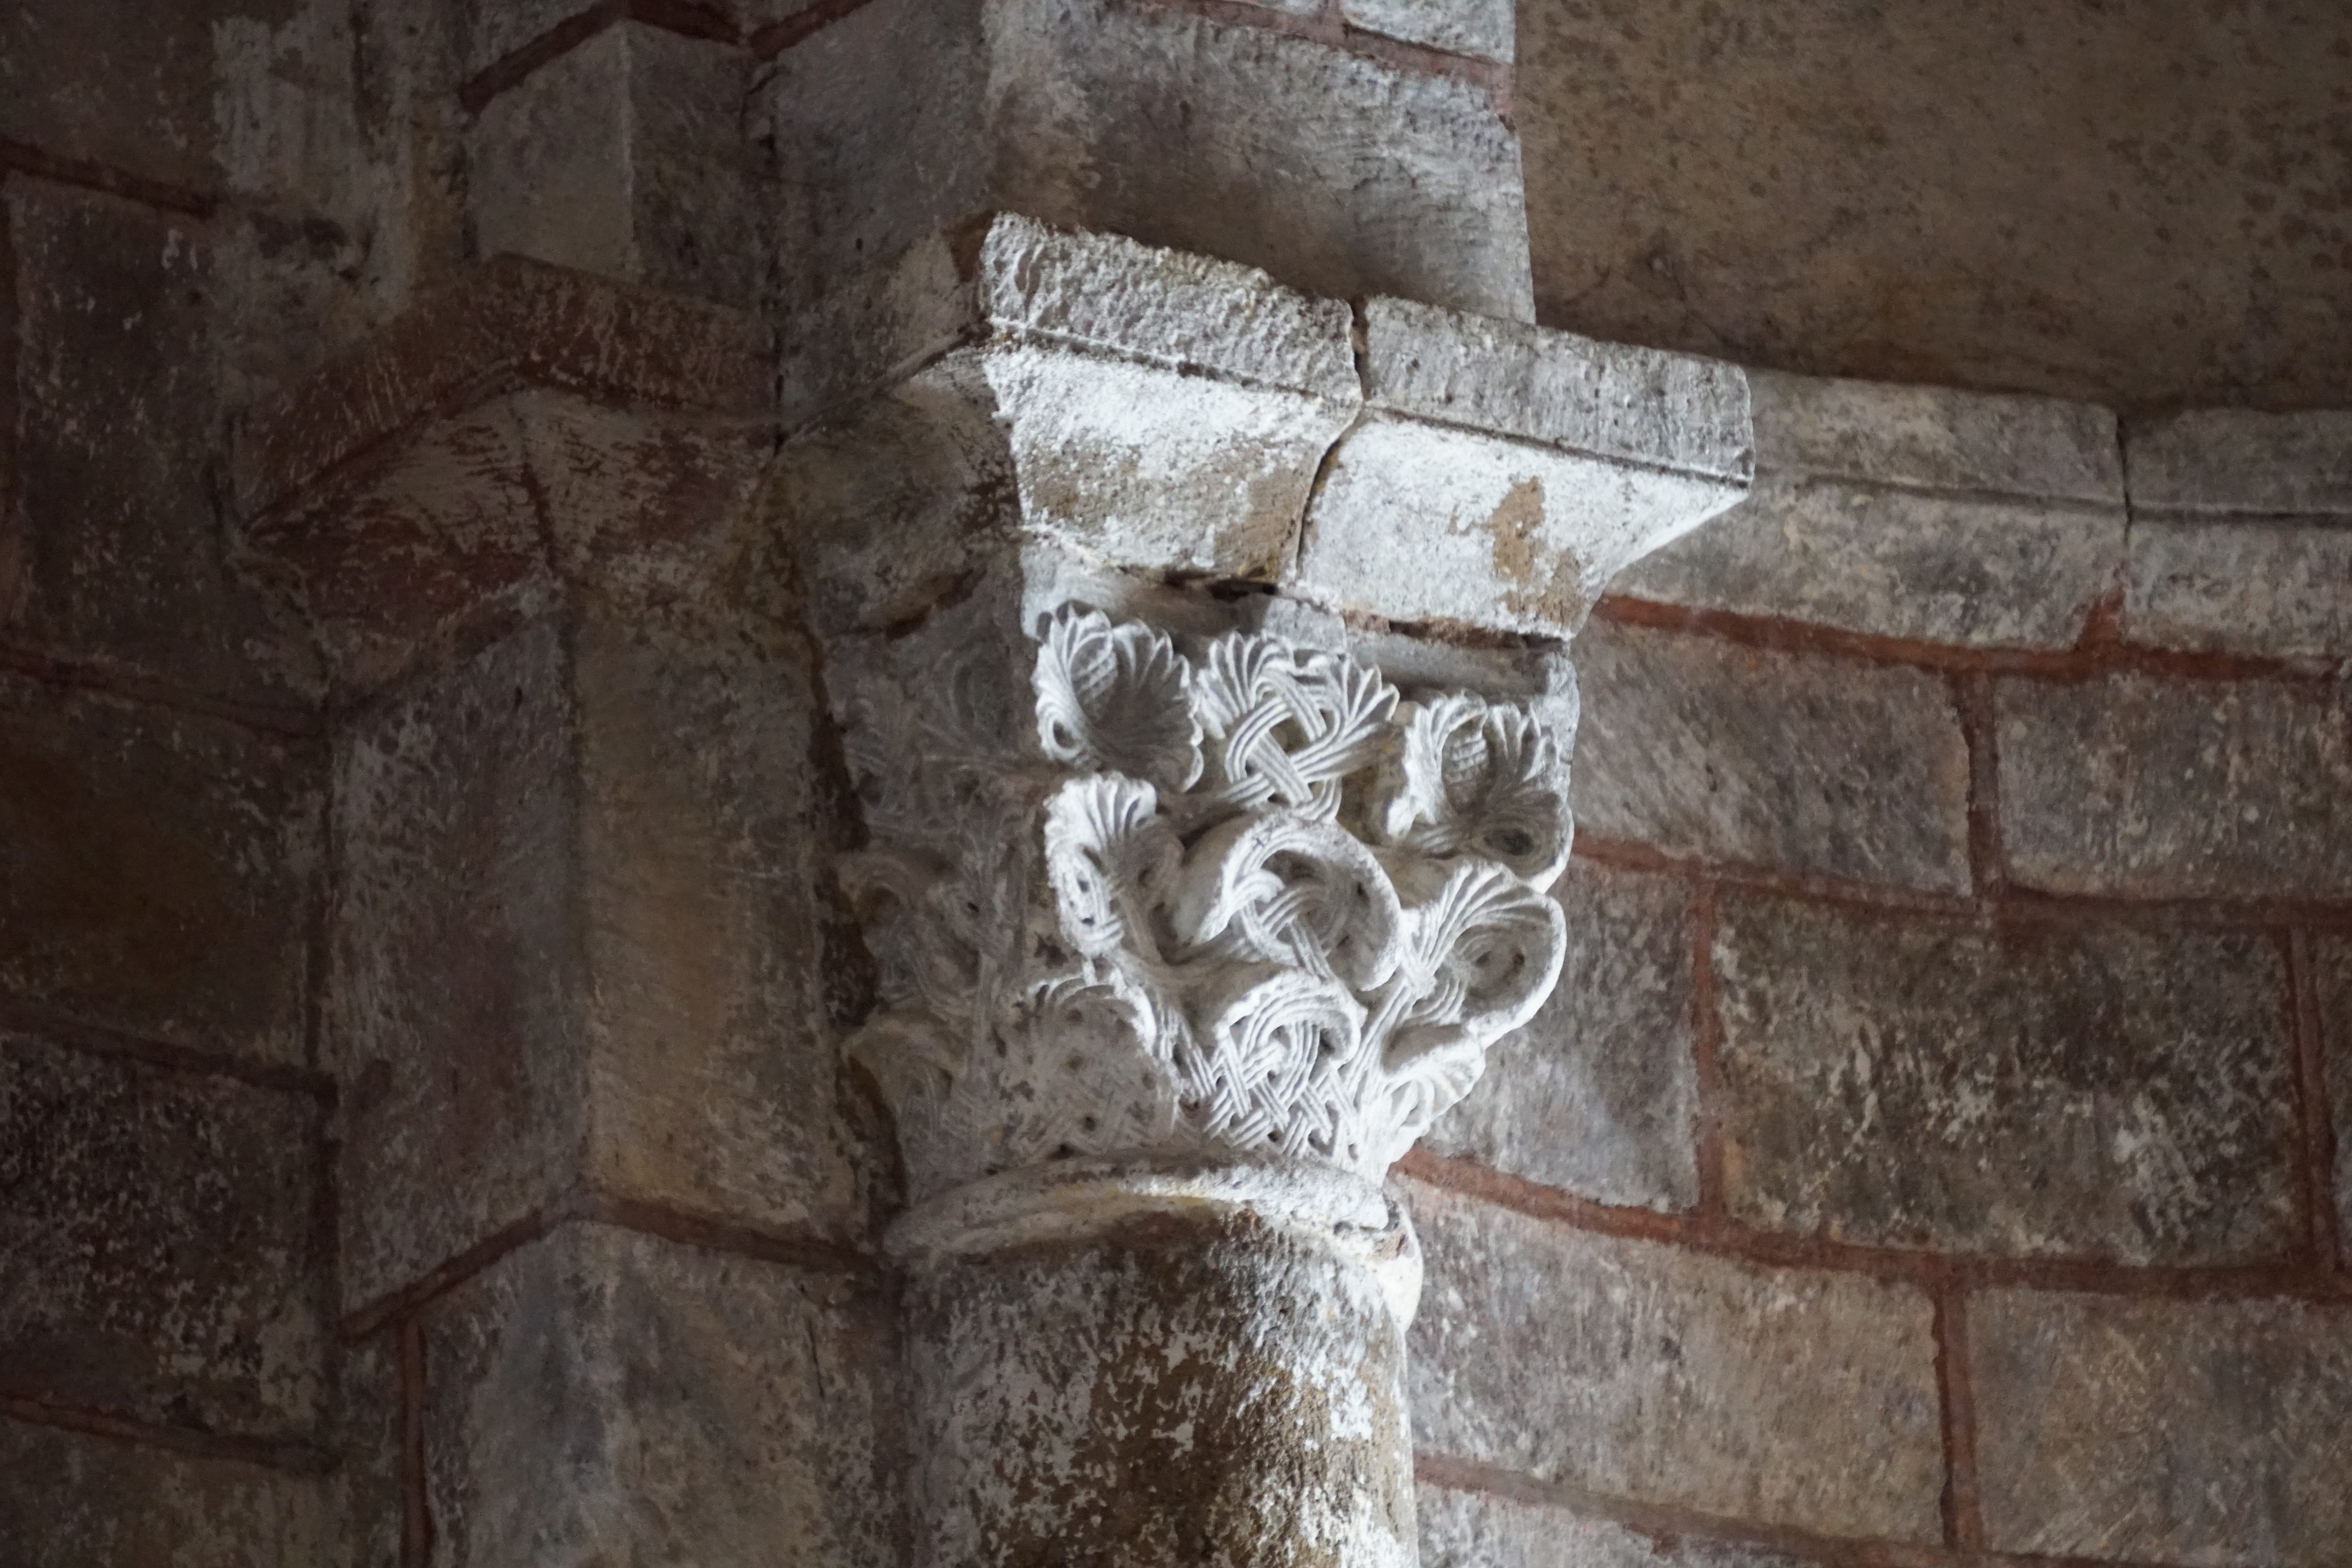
[843,601,1571,1205]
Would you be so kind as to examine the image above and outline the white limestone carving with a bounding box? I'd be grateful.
[844,604,1571,1201]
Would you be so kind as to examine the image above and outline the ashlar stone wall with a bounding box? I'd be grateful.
[2,2,2348,1566]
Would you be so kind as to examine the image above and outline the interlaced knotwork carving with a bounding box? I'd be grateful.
[844,604,1572,1198]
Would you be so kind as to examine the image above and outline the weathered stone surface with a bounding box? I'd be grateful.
[2121,412,2352,660]
[2127,409,2352,518]
[1417,1484,1806,1568]
[0,676,320,1064]
[2320,935,2352,1249]
[5,183,316,699]
[469,24,761,309]
[1713,895,2300,1263]
[1520,2,2352,410]
[1342,0,1514,63]
[0,1416,334,1568]
[1997,674,2352,901]
[906,1192,1417,1568]
[766,0,1534,322]
[1973,1289,2352,1562]
[333,1329,404,1568]
[1617,372,2125,648]
[1405,1182,1944,1543]
[0,0,234,190]
[1425,860,1698,1212]
[1568,618,1972,891]
[2124,518,2352,660]
[0,1034,326,1437]
[423,1222,891,1568]
[575,604,864,1233]
[332,620,582,1311]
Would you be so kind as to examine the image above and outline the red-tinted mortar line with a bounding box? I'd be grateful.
[1951,671,2008,905]
[0,139,216,218]
[1397,1149,2352,1307]
[1688,877,1729,1219]
[457,0,742,115]
[1591,594,2343,688]
[398,1316,430,1568]
[0,639,325,738]
[1416,1449,2173,1568]
[2288,930,2344,1273]
[0,1394,332,1474]
[749,0,886,55]
[1136,0,1514,99]
[1570,833,2352,936]
[339,1188,883,1342]
[0,995,337,1101]
[1931,1283,1986,1549]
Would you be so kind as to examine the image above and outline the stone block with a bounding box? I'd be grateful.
[1342,0,1514,63]
[0,676,320,1064]
[2320,935,2352,1248]
[0,0,227,190]
[1617,370,2125,648]
[1518,3,2352,410]
[2121,412,2352,660]
[1404,1182,1944,1543]
[2127,409,2352,519]
[1996,674,2352,901]
[2124,517,2352,660]
[765,0,1534,321]
[1713,895,2300,1263]
[469,22,761,309]
[574,605,865,1234]
[1972,1288,2352,1562]
[333,1329,405,1568]
[0,1034,326,1438]
[332,620,583,1312]
[1424,860,1698,1212]
[1417,1483,1806,1568]
[5,183,316,700]
[1568,618,1972,891]
[0,1416,334,1568]
[422,1222,892,1568]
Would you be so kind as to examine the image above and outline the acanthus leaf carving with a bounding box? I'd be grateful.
[844,603,1571,1201]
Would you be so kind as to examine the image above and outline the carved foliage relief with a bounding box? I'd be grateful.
[843,606,1571,1200]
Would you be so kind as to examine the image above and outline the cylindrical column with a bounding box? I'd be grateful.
[892,1161,1423,1568]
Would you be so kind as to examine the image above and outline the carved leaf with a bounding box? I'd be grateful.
[1379,694,1572,887]
[1034,606,1203,792]
[1170,810,1405,994]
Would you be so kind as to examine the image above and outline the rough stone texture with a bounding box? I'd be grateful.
[0,1033,326,1438]
[334,1329,405,1568]
[905,1203,1415,1567]
[2125,519,2352,661]
[5,182,317,701]
[574,604,864,1233]
[422,1222,891,1568]
[0,1417,335,1568]
[0,0,240,190]
[0,675,320,1065]
[1425,860,1698,1212]
[1417,1484,1806,1568]
[1290,300,1750,636]
[1342,0,1514,63]
[1973,1289,2352,1563]
[2122,412,2352,660]
[1713,895,2300,1264]
[332,620,582,1312]
[1997,674,2352,901]
[2321,935,2352,1249]
[1617,372,2126,648]
[1568,618,1972,891]
[1405,1182,1944,1543]
[765,0,1533,323]
[2127,409,2352,517]
[469,23,761,309]
[1519,2,2352,410]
